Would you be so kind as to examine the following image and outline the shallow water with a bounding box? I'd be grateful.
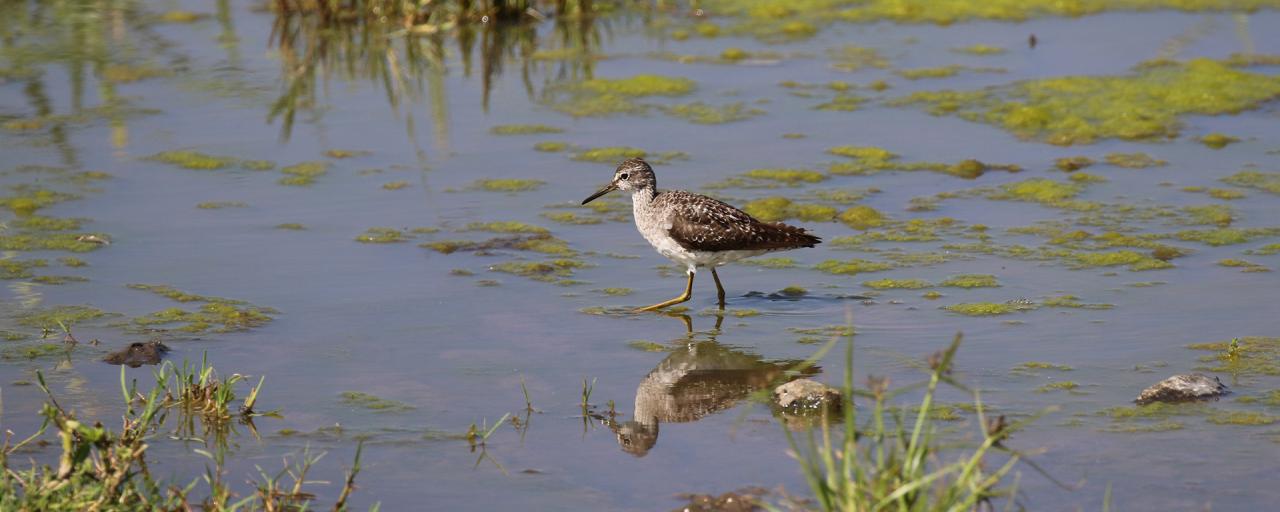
[2,2,1280,510]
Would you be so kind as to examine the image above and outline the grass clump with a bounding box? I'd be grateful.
[340,391,414,412]
[278,161,328,186]
[782,334,1037,511]
[490,124,564,135]
[1187,337,1280,377]
[472,179,544,192]
[892,59,1280,145]
[940,274,999,288]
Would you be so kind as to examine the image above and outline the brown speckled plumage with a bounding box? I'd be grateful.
[660,190,821,252]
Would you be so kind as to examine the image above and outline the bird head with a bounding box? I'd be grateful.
[582,158,655,204]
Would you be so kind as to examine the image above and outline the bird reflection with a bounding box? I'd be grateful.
[613,314,818,457]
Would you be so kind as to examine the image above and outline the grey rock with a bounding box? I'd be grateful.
[1135,373,1228,404]
[774,378,842,411]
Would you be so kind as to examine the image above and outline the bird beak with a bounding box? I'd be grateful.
[581,182,618,205]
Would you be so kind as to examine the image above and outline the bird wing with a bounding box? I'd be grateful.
[663,191,820,252]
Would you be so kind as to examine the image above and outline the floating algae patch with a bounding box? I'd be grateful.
[664,102,765,124]
[464,221,549,235]
[814,94,866,112]
[891,59,1280,145]
[944,302,1022,316]
[1,259,48,279]
[1183,187,1245,200]
[940,274,999,288]
[31,275,89,285]
[1100,421,1185,433]
[569,147,693,164]
[952,44,1006,55]
[0,233,107,252]
[1181,204,1234,226]
[1206,410,1279,426]
[814,258,893,275]
[1041,295,1115,309]
[1218,259,1271,272]
[1105,152,1166,168]
[994,178,1083,204]
[739,257,796,269]
[1055,156,1094,171]
[1035,381,1081,393]
[196,201,247,209]
[490,124,564,135]
[340,391,414,412]
[13,305,110,329]
[838,205,885,230]
[145,150,237,170]
[355,227,407,244]
[828,0,1274,24]
[275,223,306,230]
[11,216,84,231]
[1175,227,1280,246]
[600,287,633,296]
[323,149,370,159]
[382,181,410,190]
[1222,171,1280,195]
[1,343,67,361]
[825,45,890,72]
[1188,337,1280,377]
[1012,361,1074,374]
[1246,243,1280,256]
[2,187,79,215]
[628,340,668,352]
[827,147,1017,179]
[862,278,931,289]
[278,161,328,186]
[58,256,86,267]
[742,169,825,185]
[742,197,836,223]
[1068,172,1107,183]
[471,179,545,192]
[129,300,276,334]
[542,211,603,225]
[1199,133,1240,149]
[490,259,591,282]
[534,141,569,152]
[546,74,695,117]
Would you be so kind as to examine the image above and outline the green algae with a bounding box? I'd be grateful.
[1222,171,1280,195]
[838,206,885,230]
[1100,421,1184,433]
[542,211,603,225]
[2,187,79,215]
[1041,295,1115,309]
[275,223,306,230]
[1105,152,1166,168]
[571,147,647,162]
[1,343,66,360]
[241,160,276,171]
[131,302,275,334]
[1199,133,1240,149]
[1247,243,1280,256]
[1184,187,1246,200]
[1175,227,1280,246]
[892,59,1280,145]
[862,278,931,290]
[600,288,633,296]
[627,340,668,352]
[952,44,1005,55]
[11,216,84,231]
[146,150,236,170]
[490,259,591,282]
[1055,156,1094,171]
[1188,337,1280,377]
[826,45,889,71]
[939,274,1000,288]
[340,391,414,412]
[741,198,836,222]
[58,256,87,268]
[814,258,892,275]
[583,74,695,97]
[743,169,825,184]
[490,124,565,135]
[196,201,247,209]
[1012,361,1073,373]
[814,94,866,112]
[464,222,549,235]
[1182,205,1234,226]
[738,257,797,269]
[355,227,406,244]
[14,305,109,329]
[665,102,765,124]
[1035,381,1080,393]
[534,141,570,152]
[0,233,107,252]
[382,181,410,190]
[944,302,1018,316]
[31,275,88,285]
[1,259,48,279]
[472,179,544,192]
[1068,173,1107,183]
[896,66,963,80]
[1206,411,1278,426]
[996,178,1082,204]
[278,161,328,186]
[1236,390,1280,406]
[323,149,369,159]
[1218,259,1270,272]
[922,291,942,300]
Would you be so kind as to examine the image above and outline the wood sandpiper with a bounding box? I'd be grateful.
[582,158,821,312]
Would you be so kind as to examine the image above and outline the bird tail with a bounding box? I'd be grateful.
[764,222,821,249]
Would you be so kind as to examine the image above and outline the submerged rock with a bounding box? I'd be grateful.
[102,340,169,367]
[1135,373,1228,404]
[773,378,842,411]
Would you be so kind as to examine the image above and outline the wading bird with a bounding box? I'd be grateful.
[582,158,821,312]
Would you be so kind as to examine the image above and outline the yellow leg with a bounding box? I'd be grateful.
[710,267,726,307]
[635,271,694,312]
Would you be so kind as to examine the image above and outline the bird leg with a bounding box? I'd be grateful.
[710,267,726,308]
[635,270,694,312]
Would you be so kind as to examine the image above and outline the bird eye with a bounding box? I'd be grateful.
[619,173,629,180]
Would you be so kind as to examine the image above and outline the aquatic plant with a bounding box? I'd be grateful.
[782,334,1047,511]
